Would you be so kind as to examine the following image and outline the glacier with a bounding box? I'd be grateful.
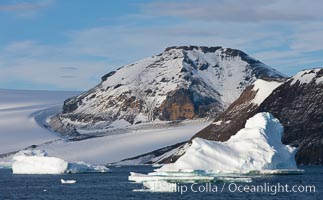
[11,149,109,174]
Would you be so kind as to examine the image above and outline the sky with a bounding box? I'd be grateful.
[1,0,323,91]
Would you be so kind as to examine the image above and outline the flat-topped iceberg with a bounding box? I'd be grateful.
[12,150,68,174]
[158,112,298,173]
[12,149,109,174]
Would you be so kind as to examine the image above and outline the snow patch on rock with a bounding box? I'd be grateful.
[290,68,322,85]
[251,80,282,105]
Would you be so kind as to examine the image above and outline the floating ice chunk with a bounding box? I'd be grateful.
[11,149,109,174]
[158,112,298,174]
[66,162,110,173]
[129,172,214,183]
[61,179,76,184]
[12,150,68,174]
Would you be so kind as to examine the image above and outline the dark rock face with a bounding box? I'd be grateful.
[193,85,260,141]
[159,89,195,120]
[164,46,222,53]
[101,71,116,82]
[159,88,222,121]
[114,142,186,165]
[259,75,323,165]
[48,116,80,137]
[62,96,80,114]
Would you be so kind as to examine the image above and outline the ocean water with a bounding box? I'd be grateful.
[0,166,321,200]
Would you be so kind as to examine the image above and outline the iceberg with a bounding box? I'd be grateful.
[12,149,109,174]
[129,112,303,190]
[158,112,298,174]
[66,161,110,173]
[61,179,76,184]
[12,150,68,174]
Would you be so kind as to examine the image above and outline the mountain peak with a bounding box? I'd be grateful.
[164,45,222,53]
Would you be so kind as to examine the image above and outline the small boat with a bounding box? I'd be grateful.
[61,179,76,184]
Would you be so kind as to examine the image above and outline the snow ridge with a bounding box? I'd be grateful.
[290,68,323,85]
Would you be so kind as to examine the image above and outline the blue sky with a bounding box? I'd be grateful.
[1,0,323,91]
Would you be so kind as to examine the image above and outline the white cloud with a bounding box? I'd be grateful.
[141,0,323,22]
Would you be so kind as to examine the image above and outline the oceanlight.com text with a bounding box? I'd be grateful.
[153,182,316,195]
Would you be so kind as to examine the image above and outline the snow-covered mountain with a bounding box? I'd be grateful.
[50,46,283,134]
[119,68,323,165]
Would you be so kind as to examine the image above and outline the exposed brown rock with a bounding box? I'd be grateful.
[159,89,195,120]
[193,84,259,141]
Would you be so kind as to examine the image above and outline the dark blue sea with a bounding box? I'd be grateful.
[0,166,321,200]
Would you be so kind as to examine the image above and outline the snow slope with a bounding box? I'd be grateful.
[35,120,211,164]
[0,89,79,154]
[251,79,283,105]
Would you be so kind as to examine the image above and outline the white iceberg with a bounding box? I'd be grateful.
[158,112,298,174]
[129,112,302,188]
[12,150,68,174]
[12,149,109,174]
[61,179,76,184]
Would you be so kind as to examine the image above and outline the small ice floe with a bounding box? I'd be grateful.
[66,162,110,173]
[61,179,76,184]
